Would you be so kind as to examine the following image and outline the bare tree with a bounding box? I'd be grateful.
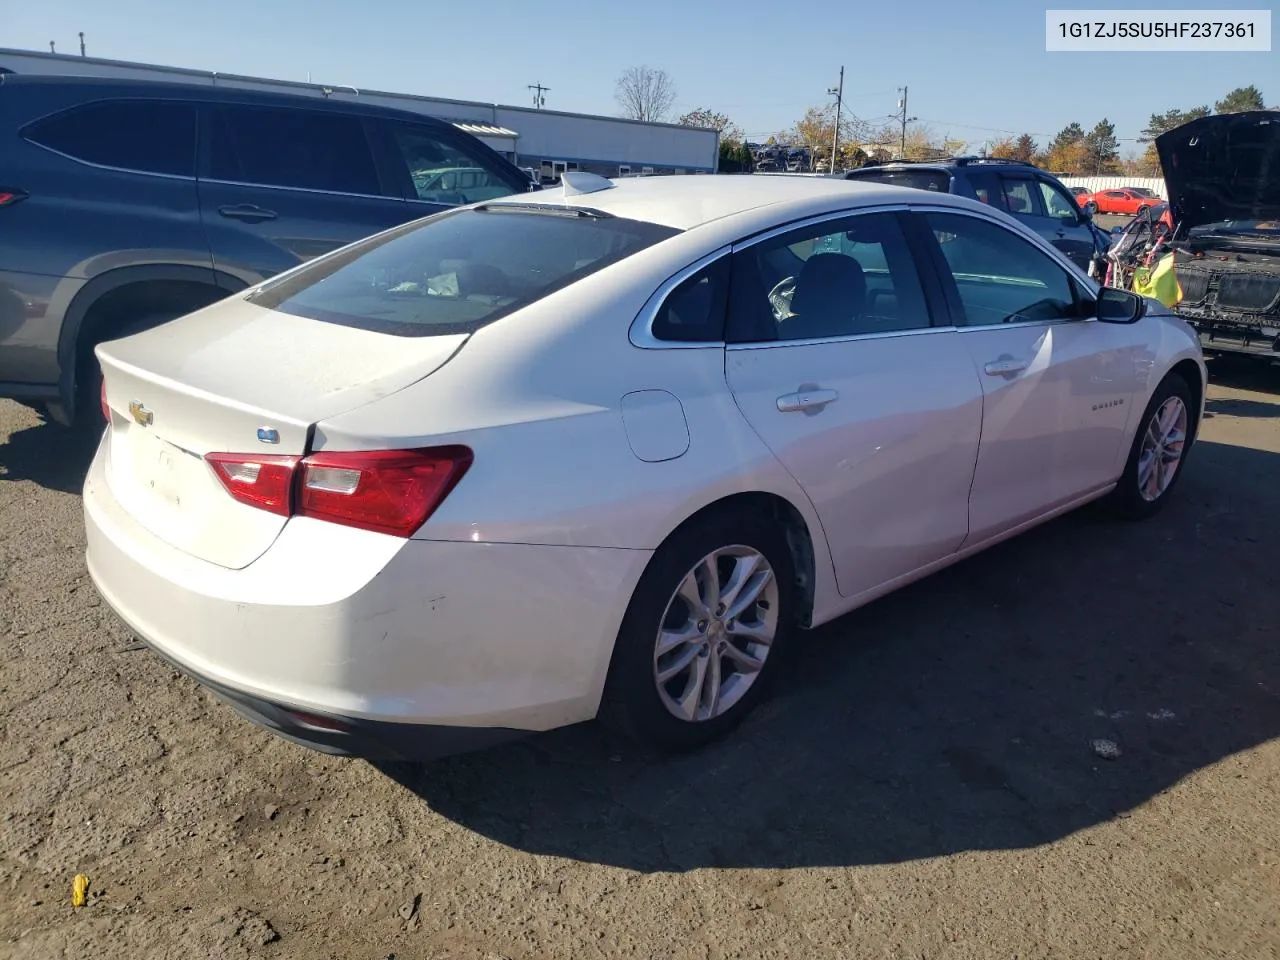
[615,66,677,122]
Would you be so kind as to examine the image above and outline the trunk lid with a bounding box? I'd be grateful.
[98,296,466,569]
[1156,111,1280,230]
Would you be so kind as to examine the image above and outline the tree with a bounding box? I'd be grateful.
[1012,134,1038,163]
[987,136,1017,158]
[1082,118,1120,174]
[1044,122,1087,173]
[614,66,677,122]
[718,139,753,173]
[1140,106,1211,142]
[678,107,743,144]
[789,104,866,169]
[1215,84,1265,113]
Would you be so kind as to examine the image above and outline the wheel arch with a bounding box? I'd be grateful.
[55,264,247,408]
[1169,357,1205,436]
[648,490,823,630]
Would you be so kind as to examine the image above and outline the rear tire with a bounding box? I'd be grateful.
[1110,373,1195,520]
[71,312,179,425]
[600,509,797,753]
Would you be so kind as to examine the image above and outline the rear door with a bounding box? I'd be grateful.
[723,209,983,600]
[195,102,411,284]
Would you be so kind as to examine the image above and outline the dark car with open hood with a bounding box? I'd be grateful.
[1157,110,1280,358]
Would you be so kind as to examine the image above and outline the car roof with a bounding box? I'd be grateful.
[0,74,461,130]
[484,174,981,231]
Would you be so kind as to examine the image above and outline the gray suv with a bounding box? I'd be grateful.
[0,75,534,424]
[831,157,1112,276]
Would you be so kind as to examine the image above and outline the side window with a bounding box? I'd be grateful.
[651,257,729,342]
[727,212,932,343]
[925,212,1079,327]
[1038,180,1082,221]
[389,125,516,205]
[207,106,381,195]
[25,99,197,177]
[999,177,1038,216]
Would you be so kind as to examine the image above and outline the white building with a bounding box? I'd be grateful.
[0,48,720,179]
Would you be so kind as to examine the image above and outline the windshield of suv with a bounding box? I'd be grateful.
[842,169,951,192]
[247,207,679,336]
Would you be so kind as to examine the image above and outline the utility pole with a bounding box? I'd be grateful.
[527,83,549,109]
[827,66,844,173]
[79,32,86,56]
[897,86,917,157]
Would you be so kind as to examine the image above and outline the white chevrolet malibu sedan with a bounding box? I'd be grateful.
[85,172,1206,761]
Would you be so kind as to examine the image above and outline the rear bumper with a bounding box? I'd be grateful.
[83,431,650,759]
[140,637,526,761]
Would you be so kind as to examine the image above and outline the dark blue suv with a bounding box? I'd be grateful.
[0,75,535,424]
[831,157,1112,277]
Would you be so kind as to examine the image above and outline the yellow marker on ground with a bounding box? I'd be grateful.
[71,874,89,909]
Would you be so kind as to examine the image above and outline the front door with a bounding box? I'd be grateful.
[196,103,411,284]
[1033,176,1097,271]
[723,210,984,600]
[916,209,1142,543]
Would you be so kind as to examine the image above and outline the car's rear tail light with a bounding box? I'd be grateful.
[202,446,472,537]
[206,453,300,517]
[297,447,473,537]
[0,188,27,208]
[100,380,110,422]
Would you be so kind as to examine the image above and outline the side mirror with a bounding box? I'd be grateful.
[1094,285,1145,324]
[1080,200,1098,219]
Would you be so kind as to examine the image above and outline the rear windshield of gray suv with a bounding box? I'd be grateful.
[842,169,951,192]
[248,206,680,337]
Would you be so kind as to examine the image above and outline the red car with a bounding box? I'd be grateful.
[1087,187,1161,216]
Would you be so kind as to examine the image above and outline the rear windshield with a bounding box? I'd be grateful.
[248,206,680,337]
[843,168,951,192]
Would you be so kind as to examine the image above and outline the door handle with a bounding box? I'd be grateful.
[218,204,278,223]
[777,388,839,413]
[984,357,1029,377]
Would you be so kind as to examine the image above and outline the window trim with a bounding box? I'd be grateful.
[908,206,1096,331]
[629,246,732,349]
[20,96,200,181]
[196,102,393,200]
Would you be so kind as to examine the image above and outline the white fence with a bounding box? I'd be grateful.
[1057,176,1167,199]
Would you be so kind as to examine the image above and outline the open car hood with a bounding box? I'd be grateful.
[1156,111,1280,230]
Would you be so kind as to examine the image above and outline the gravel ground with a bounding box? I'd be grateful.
[2,359,1279,960]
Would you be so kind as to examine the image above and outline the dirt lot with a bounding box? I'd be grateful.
[2,359,1279,960]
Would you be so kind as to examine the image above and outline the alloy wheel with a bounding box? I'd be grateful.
[1137,395,1188,502]
[652,545,779,722]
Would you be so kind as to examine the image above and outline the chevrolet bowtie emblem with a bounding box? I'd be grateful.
[128,400,154,427]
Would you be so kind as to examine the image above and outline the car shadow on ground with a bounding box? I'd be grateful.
[0,408,102,494]
[0,410,102,494]
[379,439,1280,872]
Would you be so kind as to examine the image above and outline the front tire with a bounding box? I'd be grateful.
[600,509,797,753]
[1111,373,1195,519]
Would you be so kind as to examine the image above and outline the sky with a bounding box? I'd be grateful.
[8,0,1278,154]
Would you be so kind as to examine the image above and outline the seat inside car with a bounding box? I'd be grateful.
[784,253,867,339]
